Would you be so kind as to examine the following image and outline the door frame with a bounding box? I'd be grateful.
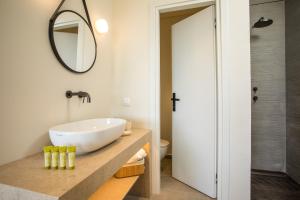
[150,0,251,200]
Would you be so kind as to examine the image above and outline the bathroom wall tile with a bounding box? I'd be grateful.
[250,1,286,172]
[286,0,300,184]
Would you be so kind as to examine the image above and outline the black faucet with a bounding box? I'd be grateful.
[66,91,91,103]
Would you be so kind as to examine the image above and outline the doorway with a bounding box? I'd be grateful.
[159,5,217,199]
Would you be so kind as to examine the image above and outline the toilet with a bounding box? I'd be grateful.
[160,139,170,160]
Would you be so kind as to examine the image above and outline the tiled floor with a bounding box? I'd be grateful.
[125,158,215,200]
[126,159,300,200]
[251,172,300,200]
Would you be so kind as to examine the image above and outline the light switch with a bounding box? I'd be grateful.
[122,97,131,107]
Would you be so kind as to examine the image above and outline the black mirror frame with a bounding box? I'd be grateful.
[49,0,97,74]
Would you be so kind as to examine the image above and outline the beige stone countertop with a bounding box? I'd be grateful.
[0,129,151,200]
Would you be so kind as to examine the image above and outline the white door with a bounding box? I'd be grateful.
[172,6,217,198]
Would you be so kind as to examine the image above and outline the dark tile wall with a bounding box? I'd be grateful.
[286,0,300,184]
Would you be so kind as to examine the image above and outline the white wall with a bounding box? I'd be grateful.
[0,0,113,165]
[112,0,151,128]
[221,0,251,199]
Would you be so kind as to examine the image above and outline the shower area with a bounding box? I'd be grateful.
[251,0,300,199]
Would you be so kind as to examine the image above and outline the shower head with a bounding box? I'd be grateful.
[253,17,273,28]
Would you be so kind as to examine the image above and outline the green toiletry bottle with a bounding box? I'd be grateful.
[67,146,76,169]
[59,146,67,169]
[43,146,52,169]
[51,146,59,169]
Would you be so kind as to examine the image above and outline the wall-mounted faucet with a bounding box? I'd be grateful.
[252,87,258,103]
[66,91,91,103]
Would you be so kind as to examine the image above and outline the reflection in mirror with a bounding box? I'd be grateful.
[50,11,96,73]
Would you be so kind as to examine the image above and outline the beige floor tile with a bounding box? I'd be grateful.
[125,158,215,200]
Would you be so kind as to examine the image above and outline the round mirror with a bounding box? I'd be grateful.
[49,10,97,73]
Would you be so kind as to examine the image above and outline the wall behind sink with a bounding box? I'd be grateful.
[0,0,114,165]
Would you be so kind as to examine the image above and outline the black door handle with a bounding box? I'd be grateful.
[171,93,180,112]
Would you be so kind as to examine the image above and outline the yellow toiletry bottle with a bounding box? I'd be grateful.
[51,146,59,169]
[67,146,76,169]
[43,146,52,169]
[59,146,67,169]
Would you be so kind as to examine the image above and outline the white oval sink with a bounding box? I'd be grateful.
[49,118,126,154]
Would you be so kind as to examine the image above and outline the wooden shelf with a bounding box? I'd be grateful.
[89,143,151,200]
[89,176,139,200]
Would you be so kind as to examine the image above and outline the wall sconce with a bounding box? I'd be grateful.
[95,19,109,34]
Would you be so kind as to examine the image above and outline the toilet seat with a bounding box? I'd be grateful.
[160,139,170,160]
[160,139,169,147]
